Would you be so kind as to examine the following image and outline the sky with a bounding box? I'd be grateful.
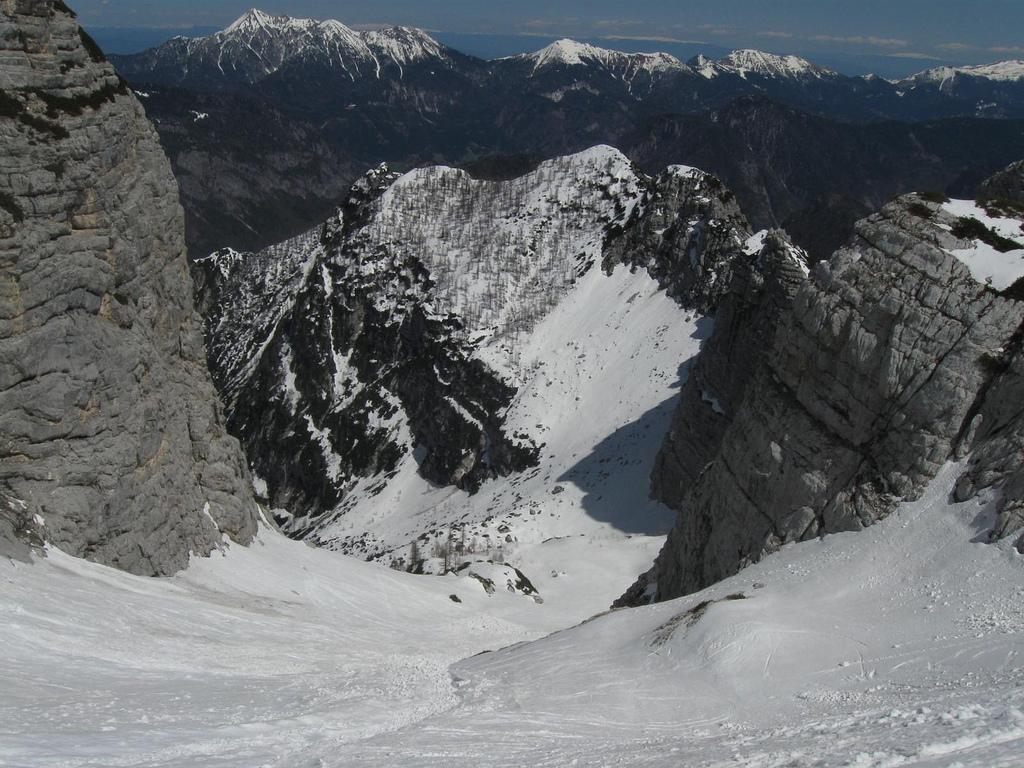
[73,1,1024,73]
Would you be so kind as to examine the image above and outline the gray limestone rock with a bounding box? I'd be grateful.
[650,231,810,513]
[0,0,259,574]
[918,155,1024,551]
[625,188,1024,604]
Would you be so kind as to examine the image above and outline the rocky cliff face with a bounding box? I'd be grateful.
[623,167,1024,604]
[0,0,259,574]
[979,159,1024,207]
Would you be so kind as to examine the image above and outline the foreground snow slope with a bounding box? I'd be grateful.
[4,463,1022,767]
[0,524,655,767]
[333,464,1024,767]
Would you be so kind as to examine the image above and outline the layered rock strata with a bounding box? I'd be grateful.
[624,176,1024,603]
[0,0,259,574]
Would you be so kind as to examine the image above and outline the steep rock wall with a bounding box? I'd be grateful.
[626,183,1024,603]
[0,0,259,574]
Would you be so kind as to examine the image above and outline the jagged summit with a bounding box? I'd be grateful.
[116,7,451,87]
[362,25,448,68]
[218,8,444,61]
[222,8,287,35]
[195,144,765,555]
[221,8,446,60]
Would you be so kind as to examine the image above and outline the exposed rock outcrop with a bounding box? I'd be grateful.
[604,164,755,313]
[650,231,810,514]
[623,180,1024,604]
[0,0,259,574]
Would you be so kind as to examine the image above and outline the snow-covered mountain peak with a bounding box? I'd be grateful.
[908,60,1024,85]
[688,53,719,79]
[220,8,335,38]
[214,9,372,67]
[155,8,452,84]
[522,38,684,75]
[359,144,645,337]
[718,49,834,80]
[663,163,710,180]
[531,39,602,67]
[194,145,762,562]
[551,142,632,167]
[222,8,277,35]
[532,38,610,68]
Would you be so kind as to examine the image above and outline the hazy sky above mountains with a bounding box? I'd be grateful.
[73,0,1022,67]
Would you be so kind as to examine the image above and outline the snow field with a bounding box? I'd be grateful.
[939,198,1024,291]
[6,462,1021,766]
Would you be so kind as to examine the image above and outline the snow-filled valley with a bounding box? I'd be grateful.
[3,463,1022,767]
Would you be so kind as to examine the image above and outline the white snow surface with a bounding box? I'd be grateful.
[716,48,835,80]
[744,229,770,255]
[691,49,835,80]
[516,40,835,83]
[0,526,648,767]
[4,464,1023,766]
[941,198,1024,291]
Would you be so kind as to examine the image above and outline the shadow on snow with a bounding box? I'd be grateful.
[557,316,713,535]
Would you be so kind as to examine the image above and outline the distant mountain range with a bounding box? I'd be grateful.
[114,9,1024,122]
[111,10,1024,258]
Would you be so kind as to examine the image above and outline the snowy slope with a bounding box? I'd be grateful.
[336,464,1024,766]
[194,228,324,407]
[315,260,709,568]
[4,464,1021,767]
[357,145,645,335]
[712,49,837,80]
[939,198,1024,291]
[513,40,836,85]
[517,39,685,78]
[198,146,759,583]
[0,524,654,767]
